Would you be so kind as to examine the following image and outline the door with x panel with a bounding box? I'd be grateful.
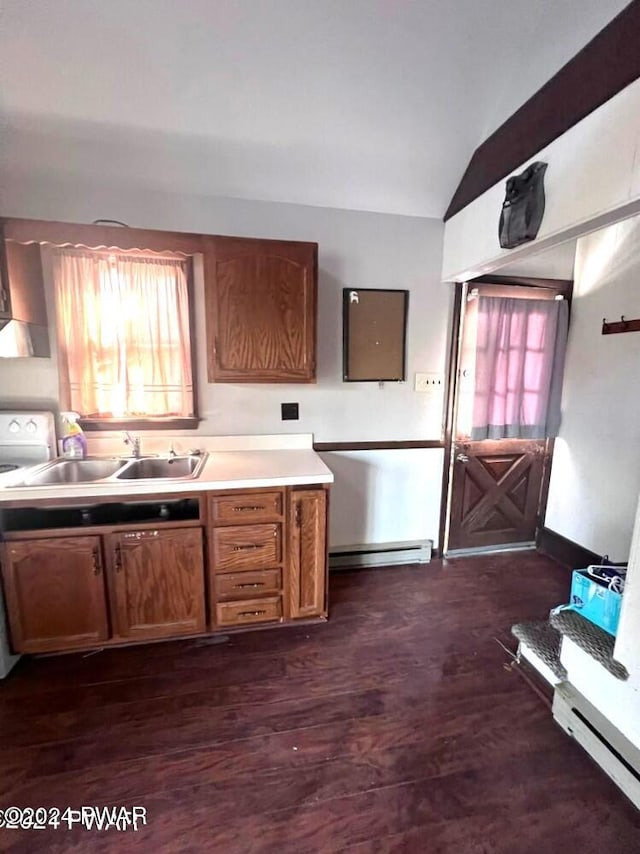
[445,279,569,553]
[448,439,549,550]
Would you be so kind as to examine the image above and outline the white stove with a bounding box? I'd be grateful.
[0,410,56,677]
[0,411,57,476]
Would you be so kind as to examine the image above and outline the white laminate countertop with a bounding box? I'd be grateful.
[0,434,334,503]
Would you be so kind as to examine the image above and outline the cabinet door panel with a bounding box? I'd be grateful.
[2,537,108,653]
[288,490,327,618]
[205,236,316,382]
[109,528,205,640]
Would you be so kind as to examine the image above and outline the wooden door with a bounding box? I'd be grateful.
[108,528,205,640]
[204,235,317,382]
[1,537,109,653]
[448,440,548,551]
[288,489,327,618]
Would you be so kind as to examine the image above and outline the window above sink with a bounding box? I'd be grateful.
[52,246,198,431]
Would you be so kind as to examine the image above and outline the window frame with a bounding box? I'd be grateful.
[455,279,569,441]
[52,243,200,431]
[3,217,204,430]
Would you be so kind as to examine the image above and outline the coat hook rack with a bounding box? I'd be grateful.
[602,315,640,335]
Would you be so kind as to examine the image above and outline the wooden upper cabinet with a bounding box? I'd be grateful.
[0,240,47,327]
[0,223,50,357]
[0,228,12,321]
[1,537,109,653]
[107,527,206,641]
[204,235,317,382]
[288,488,328,619]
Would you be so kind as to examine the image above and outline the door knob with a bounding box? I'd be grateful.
[456,453,469,463]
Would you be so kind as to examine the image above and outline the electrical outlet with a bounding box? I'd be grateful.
[281,402,299,421]
[415,372,445,392]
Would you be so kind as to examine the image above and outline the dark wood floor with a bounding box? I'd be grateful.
[1,551,638,852]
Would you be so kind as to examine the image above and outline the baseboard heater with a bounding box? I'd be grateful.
[553,683,640,809]
[329,539,433,569]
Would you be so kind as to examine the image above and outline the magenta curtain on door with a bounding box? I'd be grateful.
[471,296,568,440]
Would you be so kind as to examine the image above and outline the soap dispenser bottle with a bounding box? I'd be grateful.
[60,412,87,459]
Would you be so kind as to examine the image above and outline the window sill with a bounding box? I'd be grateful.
[79,417,201,432]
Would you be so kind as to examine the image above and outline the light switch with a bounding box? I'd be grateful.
[415,372,445,392]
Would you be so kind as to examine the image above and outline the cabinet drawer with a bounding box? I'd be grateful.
[216,596,282,627]
[212,523,281,572]
[217,569,281,600]
[211,492,283,525]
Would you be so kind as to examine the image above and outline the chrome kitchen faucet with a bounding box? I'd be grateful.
[123,432,142,457]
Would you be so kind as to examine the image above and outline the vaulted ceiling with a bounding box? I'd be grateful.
[0,0,631,218]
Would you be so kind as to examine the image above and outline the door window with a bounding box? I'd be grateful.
[457,291,568,440]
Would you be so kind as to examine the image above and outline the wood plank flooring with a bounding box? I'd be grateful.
[0,551,638,852]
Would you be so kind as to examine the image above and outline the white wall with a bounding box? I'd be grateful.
[497,239,576,280]
[0,178,449,548]
[545,216,640,559]
[442,79,640,282]
[0,179,449,442]
[320,448,444,548]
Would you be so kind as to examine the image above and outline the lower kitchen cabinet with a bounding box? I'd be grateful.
[288,488,327,618]
[0,484,329,655]
[107,527,206,641]
[208,486,328,626]
[1,536,109,653]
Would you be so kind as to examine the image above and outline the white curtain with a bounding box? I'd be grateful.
[471,296,568,440]
[53,248,194,418]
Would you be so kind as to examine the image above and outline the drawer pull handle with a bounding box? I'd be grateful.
[114,545,123,572]
[124,530,159,539]
[238,609,266,617]
[235,582,265,589]
[232,544,263,551]
[233,505,265,512]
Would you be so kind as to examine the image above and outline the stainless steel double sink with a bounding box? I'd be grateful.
[9,453,208,487]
